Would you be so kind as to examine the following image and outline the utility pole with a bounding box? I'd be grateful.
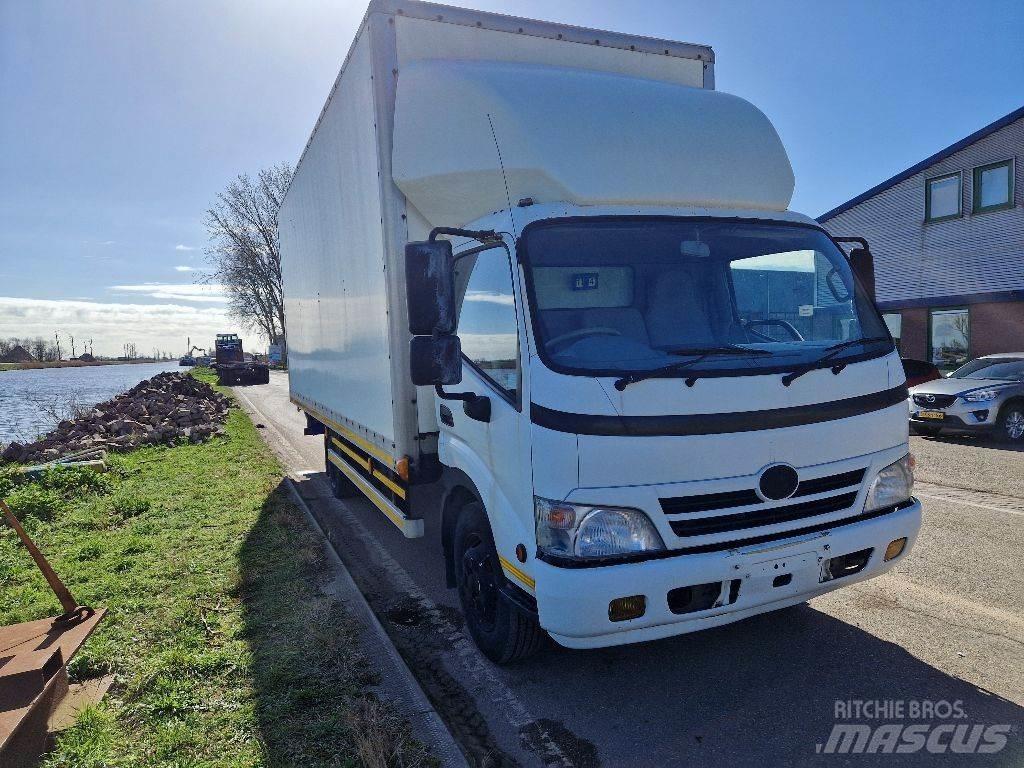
[54,332,61,361]
[70,334,76,359]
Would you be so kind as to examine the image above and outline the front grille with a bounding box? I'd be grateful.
[669,492,859,537]
[913,393,956,408]
[792,469,865,497]
[660,467,867,540]
[659,488,761,515]
[660,468,864,516]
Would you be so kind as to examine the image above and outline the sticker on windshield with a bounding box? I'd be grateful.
[571,273,599,291]
[799,305,814,317]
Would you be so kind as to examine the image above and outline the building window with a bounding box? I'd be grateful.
[973,159,1014,213]
[930,308,969,369]
[882,312,902,353]
[925,172,961,222]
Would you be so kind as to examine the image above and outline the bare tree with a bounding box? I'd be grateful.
[204,163,291,351]
[31,337,47,361]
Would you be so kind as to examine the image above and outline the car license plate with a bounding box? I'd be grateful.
[918,410,944,420]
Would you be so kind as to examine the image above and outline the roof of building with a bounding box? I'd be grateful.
[818,105,1024,223]
[0,345,35,363]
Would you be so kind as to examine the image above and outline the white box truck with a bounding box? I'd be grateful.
[279,0,921,663]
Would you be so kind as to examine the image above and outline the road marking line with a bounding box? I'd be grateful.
[916,491,1024,517]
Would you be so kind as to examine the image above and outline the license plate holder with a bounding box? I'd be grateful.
[918,410,945,420]
[748,551,817,577]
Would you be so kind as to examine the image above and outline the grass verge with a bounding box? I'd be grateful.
[0,369,432,767]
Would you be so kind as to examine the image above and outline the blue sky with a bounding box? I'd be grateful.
[1,0,1021,356]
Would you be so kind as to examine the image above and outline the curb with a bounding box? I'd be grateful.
[282,476,470,768]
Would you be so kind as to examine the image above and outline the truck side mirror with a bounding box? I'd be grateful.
[848,246,876,302]
[410,335,462,386]
[405,240,456,335]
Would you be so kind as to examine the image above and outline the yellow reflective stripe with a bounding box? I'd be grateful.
[498,556,536,590]
[329,451,405,530]
[332,438,371,472]
[371,468,407,499]
[294,397,397,468]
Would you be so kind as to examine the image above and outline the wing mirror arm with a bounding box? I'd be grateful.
[835,236,876,303]
[434,385,491,423]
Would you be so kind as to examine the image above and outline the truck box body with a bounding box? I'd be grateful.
[279,0,717,503]
[280,1,922,659]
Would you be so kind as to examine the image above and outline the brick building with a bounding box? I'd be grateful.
[819,106,1024,368]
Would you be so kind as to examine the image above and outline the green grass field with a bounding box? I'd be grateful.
[0,370,430,767]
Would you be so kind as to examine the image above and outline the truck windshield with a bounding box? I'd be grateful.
[520,218,890,377]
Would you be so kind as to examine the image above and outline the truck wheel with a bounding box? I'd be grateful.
[996,403,1024,443]
[327,458,358,499]
[453,502,544,664]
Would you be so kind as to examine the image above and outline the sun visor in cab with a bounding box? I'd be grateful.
[533,267,634,310]
[392,60,795,228]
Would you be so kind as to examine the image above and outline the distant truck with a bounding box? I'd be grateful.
[213,334,269,385]
[279,0,921,663]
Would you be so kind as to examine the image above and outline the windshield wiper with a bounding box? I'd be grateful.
[666,343,772,358]
[780,336,892,387]
[613,346,771,391]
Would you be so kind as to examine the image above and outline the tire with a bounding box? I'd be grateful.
[327,454,359,499]
[996,402,1024,443]
[912,424,941,437]
[453,502,544,664]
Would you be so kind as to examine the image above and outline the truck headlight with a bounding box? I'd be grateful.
[863,454,914,513]
[535,497,665,560]
[962,389,999,402]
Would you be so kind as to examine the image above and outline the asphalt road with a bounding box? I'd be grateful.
[235,373,1023,767]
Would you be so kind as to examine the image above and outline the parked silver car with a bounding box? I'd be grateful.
[909,354,1024,441]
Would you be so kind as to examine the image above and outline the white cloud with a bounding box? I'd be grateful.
[175,244,196,251]
[174,265,200,272]
[464,290,515,306]
[732,250,817,272]
[110,283,227,303]
[0,296,261,358]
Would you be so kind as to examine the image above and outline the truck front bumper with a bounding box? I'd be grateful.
[533,499,921,649]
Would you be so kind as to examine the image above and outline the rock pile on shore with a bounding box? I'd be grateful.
[2,372,231,464]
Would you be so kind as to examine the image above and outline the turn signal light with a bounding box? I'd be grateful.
[884,537,908,561]
[608,595,646,622]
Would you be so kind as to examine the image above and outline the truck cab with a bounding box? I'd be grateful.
[410,204,919,662]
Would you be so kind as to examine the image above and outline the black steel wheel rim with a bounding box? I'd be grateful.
[460,535,498,632]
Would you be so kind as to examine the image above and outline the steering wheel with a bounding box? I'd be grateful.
[743,319,804,342]
[545,327,622,352]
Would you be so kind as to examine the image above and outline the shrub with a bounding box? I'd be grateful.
[38,466,112,497]
[4,483,64,520]
[109,492,150,520]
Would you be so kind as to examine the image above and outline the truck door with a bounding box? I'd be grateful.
[440,244,528,540]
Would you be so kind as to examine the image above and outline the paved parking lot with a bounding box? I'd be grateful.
[236,373,1023,767]
[912,431,1024,499]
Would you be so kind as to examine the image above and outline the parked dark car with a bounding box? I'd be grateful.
[909,354,1024,441]
[902,358,942,388]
